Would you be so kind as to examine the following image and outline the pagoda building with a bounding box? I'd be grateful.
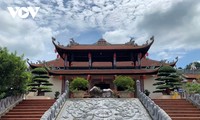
[28,36,177,98]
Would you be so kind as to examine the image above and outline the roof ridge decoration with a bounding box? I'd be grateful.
[125,36,154,46]
[93,38,111,45]
[69,38,79,46]
[52,37,79,47]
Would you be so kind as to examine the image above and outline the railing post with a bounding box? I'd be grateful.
[136,80,141,98]
[65,80,69,98]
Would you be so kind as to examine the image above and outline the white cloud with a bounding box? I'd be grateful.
[1,0,200,65]
[103,29,131,43]
[136,0,200,61]
[0,9,53,60]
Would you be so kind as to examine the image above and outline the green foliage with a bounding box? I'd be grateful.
[70,77,89,91]
[0,47,31,99]
[185,83,200,94]
[153,66,181,95]
[28,67,52,96]
[113,76,135,91]
[32,68,48,74]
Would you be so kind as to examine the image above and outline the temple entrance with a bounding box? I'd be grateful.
[94,83,110,89]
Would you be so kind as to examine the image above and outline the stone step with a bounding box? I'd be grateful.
[159,105,196,109]
[154,101,192,104]
[171,117,200,120]
[9,109,47,112]
[1,117,41,120]
[14,106,50,109]
[166,111,200,114]
[6,112,44,115]
[158,104,195,108]
[152,99,186,101]
[19,102,54,105]
[1,115,41,118]
[160,107,199,111]
[169,114,200,117]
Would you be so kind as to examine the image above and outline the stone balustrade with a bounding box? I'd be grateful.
[186,93,200,108]
[136,80,171,120]
[0,94,24,116]
[40,90,68,120]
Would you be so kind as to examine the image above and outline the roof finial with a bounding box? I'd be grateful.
[150,36,154,41]
[69,38,79,46]
[52,37,56,41]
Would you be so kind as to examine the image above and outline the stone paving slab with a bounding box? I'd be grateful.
[56,98,152,120]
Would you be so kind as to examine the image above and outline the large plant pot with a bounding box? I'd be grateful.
[118,91,134,98]
[72,91,87,98]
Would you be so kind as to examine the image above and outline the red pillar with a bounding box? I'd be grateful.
[87,75,91,89]
[63,53,68,69]
[140,75,145,92]
[113,53,116,68]
[61,76,66,94]
[88,52,92,68]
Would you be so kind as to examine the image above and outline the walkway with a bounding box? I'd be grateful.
[56,98,152,120]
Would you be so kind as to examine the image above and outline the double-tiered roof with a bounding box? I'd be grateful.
[29,37,178,76]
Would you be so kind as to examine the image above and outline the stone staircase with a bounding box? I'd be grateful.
[153,99,200,120]
[0,99,55,120]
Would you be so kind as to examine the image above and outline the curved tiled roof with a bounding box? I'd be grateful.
[29,57,177,68]
[47,68,159,75]
[52,38,154,51]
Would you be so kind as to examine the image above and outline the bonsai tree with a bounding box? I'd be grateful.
[28,67,53,96]
[70,77,89,91]
[113,75,135,91]
[153,65,181,95]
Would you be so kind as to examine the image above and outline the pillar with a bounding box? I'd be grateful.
[138,53,142,69]
[88,52,92,69]
[87,75,91,89]
[63,53,68,69]
[140,75,145,92]
[113,53,116,68]
[61,76,66,94]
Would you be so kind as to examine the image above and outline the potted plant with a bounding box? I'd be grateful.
[54,91,60,99]
[70,77,89,98]
[113,75,135,98]
[144,89,150,96]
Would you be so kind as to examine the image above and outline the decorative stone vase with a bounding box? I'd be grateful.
[72,91,87,98]
[117,91,134,98]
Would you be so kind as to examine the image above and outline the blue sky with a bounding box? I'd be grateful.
[0,0,200,68]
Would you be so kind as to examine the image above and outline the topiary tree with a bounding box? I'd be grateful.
[70,77,89,91]
[28,67,53,96]
[153,65,181,95]
[113,75,135,91]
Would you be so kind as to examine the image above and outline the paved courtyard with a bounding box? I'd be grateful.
[56,98,152,120]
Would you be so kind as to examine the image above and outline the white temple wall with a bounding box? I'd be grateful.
[144,76,162,99]
[45,76,62,99]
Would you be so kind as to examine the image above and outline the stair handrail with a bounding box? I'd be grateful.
[40,90,68,120]
[186,92,200,109]
[0,94,24,117]
[136,80,171,120]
